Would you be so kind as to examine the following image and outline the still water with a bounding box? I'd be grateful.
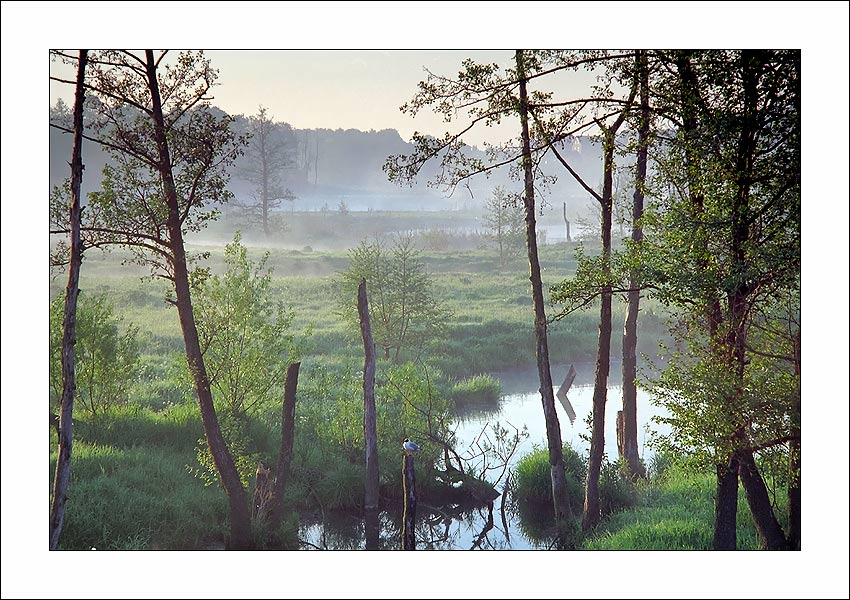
[299,362,669,550]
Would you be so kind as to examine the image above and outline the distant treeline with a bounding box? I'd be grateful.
[49,101,605,214]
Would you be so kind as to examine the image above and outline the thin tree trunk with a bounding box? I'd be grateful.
[788,338,801,549]
[714,455,739,550]
[145,50,252,550]
[563,202,571,243]
[738,448,790,550]
[268,362,300,529]
[620,50,648,480]
[50,50,87,551]
[583,126,620,531]
[402,454,417,550]
[359,279,380,511]
[677,51,733,546]
[516,50,572,532]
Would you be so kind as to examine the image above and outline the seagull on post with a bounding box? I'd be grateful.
[403,438,421,456]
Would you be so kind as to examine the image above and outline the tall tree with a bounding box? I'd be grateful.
[49,49,87,551]
[515,49,573,535]
[49,50,252,548]
[235,106,296,236]
[619,50,650,480]
[539,52,637,530]
[645,49,800,550]
[358,279,380,512]
[384,50,598,540]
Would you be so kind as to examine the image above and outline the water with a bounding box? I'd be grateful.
[299,362,670,550]
[455,363,670,468]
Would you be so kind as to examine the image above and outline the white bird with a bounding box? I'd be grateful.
[403,438,421,455]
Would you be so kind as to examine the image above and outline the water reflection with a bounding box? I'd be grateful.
[298,363,669,550]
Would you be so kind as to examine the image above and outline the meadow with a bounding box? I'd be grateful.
[49,211,766,550]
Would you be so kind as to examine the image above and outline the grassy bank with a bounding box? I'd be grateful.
[581,467,786,550]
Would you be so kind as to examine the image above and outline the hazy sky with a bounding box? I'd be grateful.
[49,49,601,146]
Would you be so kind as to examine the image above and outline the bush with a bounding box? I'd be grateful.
[49,294,141,416]
[513,443,585,515]
[599,459,638,516]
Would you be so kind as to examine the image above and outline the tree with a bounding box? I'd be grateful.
[540,51,638,530]
[49,49,87,551]
[643,50,800,549]
[234,106,296,236]
[192,232,297,419]
[49,294,141,416]
[483,186,525,266]
[384,50,596,541]
[337,235,448,363]
[49,50,252,548]
[619,50,650,480]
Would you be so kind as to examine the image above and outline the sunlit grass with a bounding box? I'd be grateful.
[582,468,776,550]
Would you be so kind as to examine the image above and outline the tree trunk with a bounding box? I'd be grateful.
[620,50,649,481]
[145,50,251,550]
[516,50,572,532]
[268,362,300,529]
[402,454,417,550]
[787,434,801,550]
[788,341,801,549]
[583,131,615,531]
[364,508,380,551]
[50,50,87,551]
[738,448,790,550]
[359,280,380,511]
[677,51,733,546]
[732,51,789,551]
[713,455,739,550]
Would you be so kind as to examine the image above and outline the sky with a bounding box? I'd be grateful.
[3,2,850,599]
[49,49,600,147]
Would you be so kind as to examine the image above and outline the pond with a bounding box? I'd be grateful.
[299,362,670,550]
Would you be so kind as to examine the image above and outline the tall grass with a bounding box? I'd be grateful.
[582,467,776,550]
[449,374,502,403]
[50,439,227,550]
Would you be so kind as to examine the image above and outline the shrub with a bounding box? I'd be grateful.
[49,294,141,416]
[513,443,585,515]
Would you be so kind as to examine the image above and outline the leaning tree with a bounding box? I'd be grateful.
[49,50,254,548]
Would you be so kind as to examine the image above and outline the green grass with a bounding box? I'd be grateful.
[582,467,780,550]
[49,224,685,549]
[449,374,502,403]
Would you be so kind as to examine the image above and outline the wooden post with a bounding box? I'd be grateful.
[563,201,571,243]
[402,454,417,550]
[268,362,300,528]
[358,279,380,511]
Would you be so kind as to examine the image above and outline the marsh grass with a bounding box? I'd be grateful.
[48,231,679,549]
[449,374,502,403]
[582,467,779,550]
